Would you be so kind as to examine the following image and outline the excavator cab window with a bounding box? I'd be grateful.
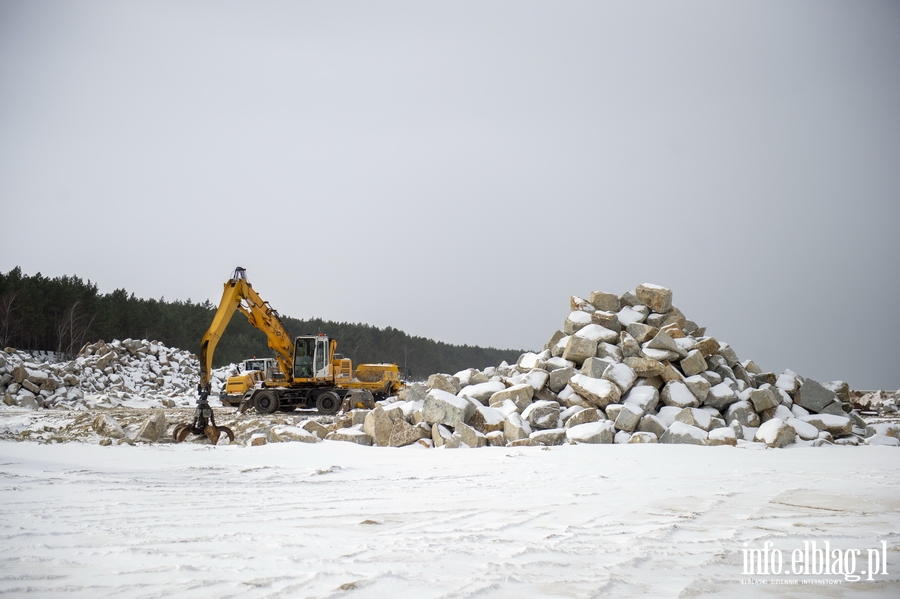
[315,337,327,377]
[294,338,315,379]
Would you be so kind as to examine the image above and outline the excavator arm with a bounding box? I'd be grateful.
[198,267,294,390]
[175,266,293,445]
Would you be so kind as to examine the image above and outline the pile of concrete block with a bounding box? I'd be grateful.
[0,339,229,410]
[323,283,888,449]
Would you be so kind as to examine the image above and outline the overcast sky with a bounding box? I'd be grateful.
[1,1,898,389]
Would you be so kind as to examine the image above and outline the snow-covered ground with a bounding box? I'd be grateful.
[1,441,898,597]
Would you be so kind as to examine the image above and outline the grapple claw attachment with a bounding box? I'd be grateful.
[173,385,232,445]
[204,425,220,445]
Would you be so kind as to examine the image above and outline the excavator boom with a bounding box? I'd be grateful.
[198,267,294,389]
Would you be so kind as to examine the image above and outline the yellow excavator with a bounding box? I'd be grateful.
[173,267,402,444]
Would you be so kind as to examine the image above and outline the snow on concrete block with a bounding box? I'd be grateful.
[549,366,576,392]
[704,382,739,410]
[590,310,622,332]
[589,291,620,312]
[718,344,740,368]
[574,324,619,344]
[530,428,566,446]
[614,430,632,443]
[683,375,711,403]
[636,283,673,314]
[675,407,712,431]
[865,435,900,447]
[625,322,658,344]
[794,379,837,413]
[623,357,665,378]
[92,414,125,439]
[661,381,700,409]
[469,404,506,434]
[623,386,659,414]
[754,418,796,448]
[456,422,487,448]
[659,421,708,445]
[725,400,761,428]
[569,374,621,408]
[326,426,373,446]
[581,357,612,380]
[566,421,615,444]
[486,430,507,446]
[680,350,708,377]
[707,427,737,446]
[458,380,506,404]
[614,403,643,432]
[786,417,820,441]
[616,306,646,328]
[749,388,779,413]
[516,353,541,371]
[865,423,900,438]
[488,383,534,412]
[522,369,549,391]
[504,412,533,442]
[628,431,658,443]
[562,336,598,365]
[135,411,168,443]
[564,311,593,335]
[270,425,318,444]
[508,438,540,447]
[801,414,852,437]
[639,414,667,438]
[427,373,461,395]
[596,342,624,362]
[601,362,637,394]
[301,420,330,440]
[424,389,475,428]
[776,371,800,394]
[388,419,427,447]
[363,406,394,447]
[565,407,600,428]
[521,400,560,430]
[431,423,452,447]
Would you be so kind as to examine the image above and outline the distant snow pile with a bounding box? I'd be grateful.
[321,283,896,449]
[0,339,232,410]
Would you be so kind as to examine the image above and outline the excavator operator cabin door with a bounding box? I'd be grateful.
[314,337,330,378]
[294,338,315,379]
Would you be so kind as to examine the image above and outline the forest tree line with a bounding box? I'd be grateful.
[0,267,524,378]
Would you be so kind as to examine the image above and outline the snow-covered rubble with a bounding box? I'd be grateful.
[0,339,232,410]
[313,283,893,450]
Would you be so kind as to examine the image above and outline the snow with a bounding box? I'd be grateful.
[787,416,820,441]
[866,434,900,446]
[566,310,592,325]
[573,324,618,343]
[667,382,698,408]
[623,386,658,412]
[616,306,645,326]
[0,433,897,598]
[755,418,789,445]
[666,421,708,441]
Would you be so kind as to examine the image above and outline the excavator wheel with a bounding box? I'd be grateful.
[316,391,342,416]
[254,390,279,414]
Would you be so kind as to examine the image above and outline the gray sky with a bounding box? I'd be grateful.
[1,0,898,389]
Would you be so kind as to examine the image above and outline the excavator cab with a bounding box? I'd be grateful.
[293,334,332,380]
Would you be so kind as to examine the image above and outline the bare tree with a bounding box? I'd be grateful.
[55,300,96,358]
[0,291,19,348]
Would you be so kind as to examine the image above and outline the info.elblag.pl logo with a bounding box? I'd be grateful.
[742,540,890,583]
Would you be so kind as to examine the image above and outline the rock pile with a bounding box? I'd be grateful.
[0,339,229,410]
[318,283,884,449]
